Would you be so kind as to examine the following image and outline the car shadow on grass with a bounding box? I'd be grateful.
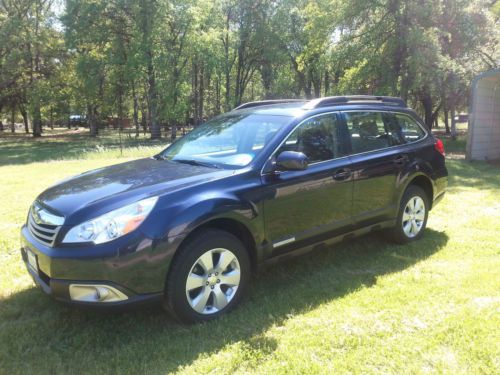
[0,229,448,374]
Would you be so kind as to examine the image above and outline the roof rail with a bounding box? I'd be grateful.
[233,99,305,110]
[303,95,407,109]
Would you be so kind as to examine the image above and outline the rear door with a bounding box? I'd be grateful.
[262,112,353,253]
[342,110,410,225]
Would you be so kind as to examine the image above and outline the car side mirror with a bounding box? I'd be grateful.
[275,151,308,171]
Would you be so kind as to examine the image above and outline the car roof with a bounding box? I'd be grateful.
[232,96,411,117]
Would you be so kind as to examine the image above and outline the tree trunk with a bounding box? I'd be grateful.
[171,120,177,142]
[20,106,29,133]
[140,1,160,139]
[132,84,139,138]
[420,90,438,129]
[223,12,232,111]
[450,106,457,140]
[444,110,450,134]
[11,107,15,133]
[49,108,54,129]
[312,74,321,98]
[193,60,199,125]
[141,95,148,135]
[304,80,313,99]
[87,104,98,137]
[147,56,160,139]
[32,101,42,137]
[260,62,273,99]
[199,64,204,123]
[324,70,330,96]
[117,88,124,131]
[215,75,221,114]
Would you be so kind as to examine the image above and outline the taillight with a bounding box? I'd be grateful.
[434,138,445,156]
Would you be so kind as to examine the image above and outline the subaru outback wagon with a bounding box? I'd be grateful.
[21,96,448,323]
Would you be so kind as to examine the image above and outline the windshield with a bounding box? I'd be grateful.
[159,113,292,168]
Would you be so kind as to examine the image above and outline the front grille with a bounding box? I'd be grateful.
[27,209,62,247]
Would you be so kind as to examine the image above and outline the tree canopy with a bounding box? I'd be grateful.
[0,0,498,138]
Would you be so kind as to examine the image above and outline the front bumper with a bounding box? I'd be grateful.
[20,225,173,307]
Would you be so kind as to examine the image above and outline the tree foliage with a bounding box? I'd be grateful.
[0,0,498,137]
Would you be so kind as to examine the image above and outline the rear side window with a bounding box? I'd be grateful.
[345,111,426,154]
[345,112,391,153]
[277,113,345,163]
[392,113,426,142]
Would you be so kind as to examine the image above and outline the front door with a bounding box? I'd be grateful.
[261,112,353,253]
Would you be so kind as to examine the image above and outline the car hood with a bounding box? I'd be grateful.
[37,158,234,220]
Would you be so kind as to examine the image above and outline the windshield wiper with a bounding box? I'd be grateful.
[173,159,221,169]
[153,154,168,160]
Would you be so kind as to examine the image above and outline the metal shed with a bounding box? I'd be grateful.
[466,68,500,161]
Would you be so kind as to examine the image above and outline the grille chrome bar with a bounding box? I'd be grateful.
[28,216,58,234]
[27,207,62,247]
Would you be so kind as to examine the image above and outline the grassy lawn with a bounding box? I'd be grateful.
[0,131,499,374]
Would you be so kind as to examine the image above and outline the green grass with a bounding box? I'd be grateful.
[0,131,499,374]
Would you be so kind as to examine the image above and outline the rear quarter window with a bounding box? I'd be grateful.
[393,113,426,143]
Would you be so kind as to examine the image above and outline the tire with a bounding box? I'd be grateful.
[388,185,429,244]
[164,229,251,324]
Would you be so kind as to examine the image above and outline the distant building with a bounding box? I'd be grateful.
[467,68,500,161]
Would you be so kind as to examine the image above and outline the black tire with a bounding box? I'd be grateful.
[164,229,250,324]
[388,185,429,244]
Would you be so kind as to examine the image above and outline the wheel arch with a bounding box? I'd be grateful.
[404,174,434,209]
[170,216,259,275]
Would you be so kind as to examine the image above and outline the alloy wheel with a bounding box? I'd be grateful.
[402,196,426,238]
[185,248,241,315]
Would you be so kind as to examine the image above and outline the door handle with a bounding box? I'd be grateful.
[333,168,351,180]
[393,155,408,165]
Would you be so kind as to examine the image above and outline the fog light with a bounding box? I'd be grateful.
[69,284,128,302]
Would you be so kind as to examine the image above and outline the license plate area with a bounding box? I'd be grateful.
[26,249,38,275]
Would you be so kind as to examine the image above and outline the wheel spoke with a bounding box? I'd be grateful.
[402,211,412,221]
[191,287,211,313]
[197,251,214,273]
[411,220,418,234]
[408,198,415,211]
[186,273,205,291]
[415,198,423,211]
[219,270,240,286]
[212,287,229,310]
[403,221,412,235]
[415,210,425,221]
[216,250,236,272]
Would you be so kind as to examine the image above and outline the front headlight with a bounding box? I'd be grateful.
[63,197,158,244]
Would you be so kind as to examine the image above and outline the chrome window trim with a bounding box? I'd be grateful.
[260,109,430,176]
[261,109,430,176]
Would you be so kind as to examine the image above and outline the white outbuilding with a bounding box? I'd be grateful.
[466,68,500,161]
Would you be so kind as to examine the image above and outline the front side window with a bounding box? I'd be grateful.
[276,113,344,163]
[161,113,292,168]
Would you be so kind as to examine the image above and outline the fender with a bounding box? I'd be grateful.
[146,189,264,256]
[395,158,435,209]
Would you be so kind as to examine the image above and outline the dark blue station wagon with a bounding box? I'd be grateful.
[21,96,448,323]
